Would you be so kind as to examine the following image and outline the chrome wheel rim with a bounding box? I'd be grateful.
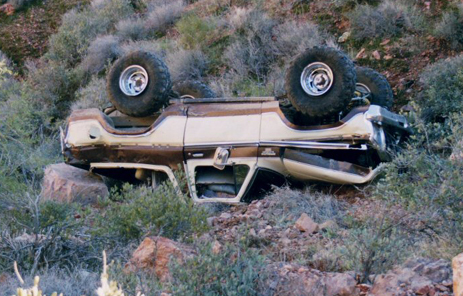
[300,62,334,96]
[119,65,149,96]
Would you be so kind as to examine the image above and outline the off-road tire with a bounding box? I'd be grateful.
[173,80,217,99]
[107,51,172,117]
[285,46,356,120]
[356,66,393,109]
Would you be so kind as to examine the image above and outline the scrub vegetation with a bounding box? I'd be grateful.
[0,0,462,294]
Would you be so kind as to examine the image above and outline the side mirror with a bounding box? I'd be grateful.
[213,147,230,170]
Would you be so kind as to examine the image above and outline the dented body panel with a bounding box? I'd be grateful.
[62,97,410,203]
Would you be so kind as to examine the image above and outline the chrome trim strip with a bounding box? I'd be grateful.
[261,141,368,150]
[185,141,368,150]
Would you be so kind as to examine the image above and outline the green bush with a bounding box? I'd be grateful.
[25,60,81,120]
[0,82,58,193]
[434,3,463,48]
[169,242,266,296]
[176,14,216,50]
[372,117,463,260]
[93,182,209,243]
[416,54,463,122]
[348,0,418,41]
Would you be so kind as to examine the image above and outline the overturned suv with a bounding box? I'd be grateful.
[62,47,411,203]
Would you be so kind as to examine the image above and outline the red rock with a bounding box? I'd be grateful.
[212,240,222,254]
[295,213,319,234]
[0,4,14,15]
[356,48,366,59]
[325,272,360,296]
[372,50,381,60]
[41,163,108,205]
[220,212,232,219]
[380,39,391,46]
[453,253,463,296]
[125,236,192,281]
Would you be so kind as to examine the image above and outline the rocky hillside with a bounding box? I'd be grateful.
[0,0,463,295]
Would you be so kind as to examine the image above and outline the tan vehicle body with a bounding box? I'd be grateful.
[62,97,409,203]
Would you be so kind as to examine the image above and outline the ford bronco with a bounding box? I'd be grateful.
[61,47,411,203]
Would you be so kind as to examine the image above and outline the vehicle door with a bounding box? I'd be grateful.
[183,102,261,203]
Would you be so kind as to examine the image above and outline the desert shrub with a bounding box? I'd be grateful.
[306,201,415,280]
[79,35,121,75]
[375,148,463,233]
[434,3,463,48]
[120,39,166,57]
[342,214,413,282]
[348,0,417,41]
[0,268,99,296]
[169,242,266,296]
[333,0,380,9]
[208,79,229,97]
[6,0,34,9]
[0,50,12,69]
[0,191,97,272]
[416,54,463,122]
[25,60,80,119]
[116,17,148,41]
[176,13,216,50]
[263,187,346,228]
[93,182,209,243]
[265,65,286,97]
[165,48,209,82]
[47,0,133,67]
[145,0,185,35]
[0,52,18,102]
[107,261,163,295]
[271,20,337,60]
[72,76,109,111]
[223,9,276,80]
[372,114,463,260]
[0,83,58,194]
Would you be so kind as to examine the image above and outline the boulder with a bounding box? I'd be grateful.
[453,253,463,296]
[125,236,193,281]
[265,262,359,296]
[370,258,452,296]
[295,213,319,234]
[325,272,360,296]
[320,220,339,231]
[41,163,108,205]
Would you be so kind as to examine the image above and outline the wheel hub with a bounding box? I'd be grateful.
[300,62,334,96]
[119,65,149,97]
